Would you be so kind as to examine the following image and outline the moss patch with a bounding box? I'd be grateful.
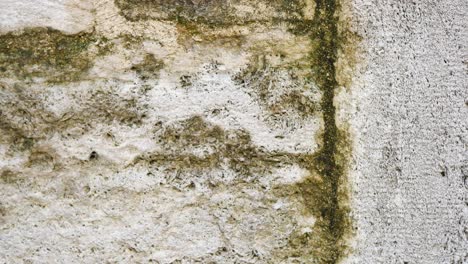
[0,0,356,261]
[131,53,164,80]
[0,27,110,83]
[115,0,234,23]
[132,116,304,182]
[114,0,309,23]
[0,84,144,143]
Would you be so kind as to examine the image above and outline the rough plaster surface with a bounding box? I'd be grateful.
[0,0,467,263]
[343,1,468,263]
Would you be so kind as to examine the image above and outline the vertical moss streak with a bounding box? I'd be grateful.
[310,0,350,263]
[314,0,340,234]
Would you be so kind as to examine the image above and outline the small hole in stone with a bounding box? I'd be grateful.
[89,151,98,160]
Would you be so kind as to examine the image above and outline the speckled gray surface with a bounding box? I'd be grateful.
[344,1,468,263]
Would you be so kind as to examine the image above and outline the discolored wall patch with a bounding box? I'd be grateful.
[0,0,358,263]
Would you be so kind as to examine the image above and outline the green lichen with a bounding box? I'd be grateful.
[290,0,352,263]
[0,170,18,184]
[258,0,355,262]
[114,0,234,24]
[131,116,301,180]
[0,84,144,145]
[119,34,144,49]
[131,53,164,80]
[114,0,320,47]
[0,27,111,83]
[26,150,55,169]
[114,0,354,261]
[114,0,307,23]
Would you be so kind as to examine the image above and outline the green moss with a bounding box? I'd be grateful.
[0,83,144,146]
[268,90,318,117]
[26,150,55,168]
[288,133,351,263]
[133,116,299,178]
[234,62,318,119]
[0,27,111,83]
[253,0,354,262]
[114,0,235,23]
[115,0,310,25]
[14,137,36,152]
[83,89,144,126]
[0,170,18,184]
[290,0,353,263]
[279,0,308,20]
[131,53,164,80]
[117,34,145,49]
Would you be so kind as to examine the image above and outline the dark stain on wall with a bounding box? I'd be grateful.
[293,0,353,262]
[0,28,98,82]
[114,0,308,24]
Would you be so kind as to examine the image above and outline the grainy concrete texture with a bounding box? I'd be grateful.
[0,0,467,263]
[343,1,468,263]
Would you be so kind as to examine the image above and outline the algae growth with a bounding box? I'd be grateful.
[114,0,308,24]
[294,0,352,262]
[130,115,302,182]
[0,27,110,83]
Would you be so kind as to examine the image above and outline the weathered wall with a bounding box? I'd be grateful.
[0,0,466,263]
